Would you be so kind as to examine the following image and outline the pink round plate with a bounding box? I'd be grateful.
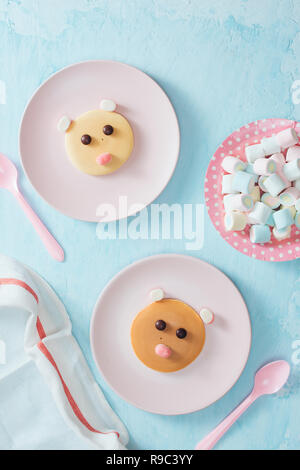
[206,118,300,262]
[19,61,180,222]
[90,254,251,415]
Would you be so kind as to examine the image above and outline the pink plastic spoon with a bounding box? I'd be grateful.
[0,153,64,262]
[195,360,290,450]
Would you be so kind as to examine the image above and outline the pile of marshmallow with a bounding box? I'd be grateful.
[221,127,300,244]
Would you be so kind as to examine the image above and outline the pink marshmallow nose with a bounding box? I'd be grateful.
[96,153,112,166]
[155,344,172,359]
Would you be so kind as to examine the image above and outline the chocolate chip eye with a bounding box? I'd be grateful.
[81,134,92,145]
[176,328,187,339]
[103,125,114,136]
[155,320,166,331]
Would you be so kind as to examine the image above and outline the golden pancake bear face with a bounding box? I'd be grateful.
[58,100,134,176]
[131,289,214,373]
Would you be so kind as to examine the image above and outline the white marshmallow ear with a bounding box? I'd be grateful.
[57,116,72,133]
[150,288,164,302]
[100,99,117,112]
[200,308,214,325]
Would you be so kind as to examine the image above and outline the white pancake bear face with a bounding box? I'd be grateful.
[58,100,134,176]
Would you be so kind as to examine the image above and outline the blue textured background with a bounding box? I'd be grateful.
[0,0,300,450]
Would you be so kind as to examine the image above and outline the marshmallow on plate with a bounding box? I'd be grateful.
[266,210,275,227]
[286,146,300,162]
[269,153,286,167]
[258,175,268,192]
[264,173,288,197]
[222,156,246,174]
[253,158,277,176]
[273,226,292,241]
[250,225,271,244]
[245,164,259,182]
[57,116,72,132]
[273,208,294,230]
[279,187,300,206]
[276,128,299,149]
[261,193,280,209]
[222,174,239,195]
[250,186,261,203]
[150,289,164,302]
[245,144,265,163]
[261,136,281,156]
[280,205,296,218]
[200,308,214,325]
[224,212,247,231]
[223,194,253,212]
[248,202,272,225]
[283,159,300,182]
[232,171,256,194]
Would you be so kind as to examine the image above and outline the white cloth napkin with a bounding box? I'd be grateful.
[0,254,128,450]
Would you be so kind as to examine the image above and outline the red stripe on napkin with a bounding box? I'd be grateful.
[0,278,39,303]
[0,277,120,440]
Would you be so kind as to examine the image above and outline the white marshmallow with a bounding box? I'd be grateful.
[245,143,266,163]
[286,146,300,162]
[276,127,298,149]
[279,187,300,207]
[100,99,117,112]
[200,308,214,325]
[248,202,272,225]
[264,174,287,197]
[224,212,247,231]
[261,136,281,156]
[223,194,253,212]
[269,153,286,167]
[222,174,238,194]
[57,116,72,133]
[150,289,164,302]
[222,156,246,174]
[273,226,292,241]
[283,159,300,182]
[253,158,277,176]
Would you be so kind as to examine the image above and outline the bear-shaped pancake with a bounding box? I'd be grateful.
[131,289,214,373]
[58,99,134,176]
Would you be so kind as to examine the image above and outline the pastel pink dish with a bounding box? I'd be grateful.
[90,254,251,415]
[20,61,180,222]
[195,360,290,450]
[205,118,300,261]
[155,344,172,358]
[0,153,64,262]
[97,153,112,166]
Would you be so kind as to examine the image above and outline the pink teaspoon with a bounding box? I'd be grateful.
[195,360,290,451]
[0,153,64,262]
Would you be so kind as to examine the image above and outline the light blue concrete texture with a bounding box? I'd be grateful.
[0,0,300,450]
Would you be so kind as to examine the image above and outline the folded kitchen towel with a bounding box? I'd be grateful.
[0,254,128,450]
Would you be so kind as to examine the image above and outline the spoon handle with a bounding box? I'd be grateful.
[195,393,256,450]
[14,190,64,262]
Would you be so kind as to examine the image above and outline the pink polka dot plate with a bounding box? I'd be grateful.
[205,118,300,262]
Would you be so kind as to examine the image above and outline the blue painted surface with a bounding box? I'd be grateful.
[0,0,300,450]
